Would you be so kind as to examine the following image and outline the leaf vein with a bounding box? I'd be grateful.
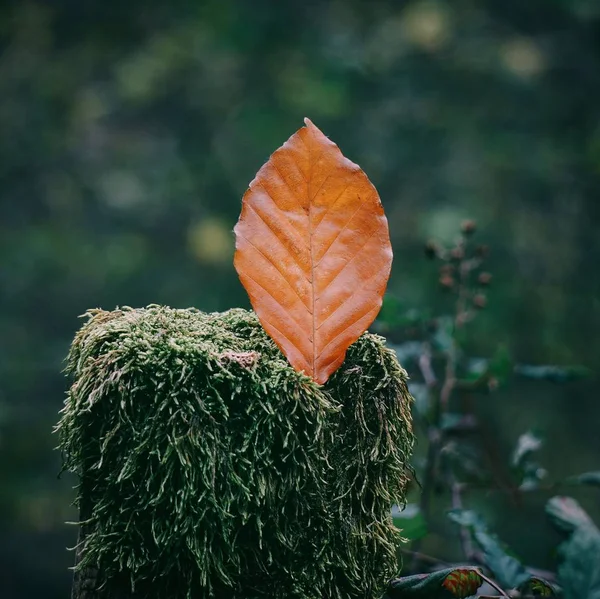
[316,268,383,332]
[238,232,310,310]
[313,192,370,268]
[270,161,306,210]
[248,195,310,276]
[316,304,380,362]
[240,269,311,340]
[313,181,352,232]
[317,226,381,296]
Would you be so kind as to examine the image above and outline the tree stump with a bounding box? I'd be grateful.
[58,306,413,599]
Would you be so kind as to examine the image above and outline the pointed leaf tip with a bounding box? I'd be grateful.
[303,116,314,127]
[234,120,392,384]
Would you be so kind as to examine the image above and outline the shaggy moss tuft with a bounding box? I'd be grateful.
[57,306,413,599]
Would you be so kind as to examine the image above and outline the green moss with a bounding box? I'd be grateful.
[57,306,413,599]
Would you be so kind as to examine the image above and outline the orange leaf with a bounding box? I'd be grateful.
[234,118,392,384]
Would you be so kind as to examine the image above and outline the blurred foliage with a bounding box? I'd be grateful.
[0,1,599,598]
[380,224,598,598]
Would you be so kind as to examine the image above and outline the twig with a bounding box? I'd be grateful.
[411,246,484,569]
[478,572,510,598]
[411,257,464,566]
[439,352,456,412]
[410,425,442,568]
[418,347,437,387]
[451,480,475,561]
[399,548,450,566]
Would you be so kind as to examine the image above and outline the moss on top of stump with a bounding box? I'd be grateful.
[57,306,413,599]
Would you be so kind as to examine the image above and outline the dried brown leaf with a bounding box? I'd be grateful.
[234,118,392,384]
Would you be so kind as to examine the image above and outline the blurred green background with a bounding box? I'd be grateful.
[1,1,599,597]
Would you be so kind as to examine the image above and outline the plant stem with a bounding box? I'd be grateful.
[478,572,510,598]
[418,348,437,387]
[411,257,466,567]
[399,548,450,566]
[451,480,475,561]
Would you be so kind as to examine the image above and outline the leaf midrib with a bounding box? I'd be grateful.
[305,131,317,378]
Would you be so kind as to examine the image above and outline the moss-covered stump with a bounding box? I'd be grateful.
[57,306,413,599]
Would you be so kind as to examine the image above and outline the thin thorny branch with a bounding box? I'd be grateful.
[450,480,475,561]
[410,239,499,576]
[411,247,466,566]
[406,236,555,598]
[478,572,510,598]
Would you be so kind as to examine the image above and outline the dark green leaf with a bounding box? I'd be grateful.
[473,529,530,589]
[488,344,513,387]
[447,509,487,530]
[512,432,547,490]
[518,577,562,597]
[392,503,428,541]
[514,364,591,383]
[384,567,482,598]
[512,431,543,468]
[546,496,595,533]
[569,472,600,488]
[448,509,530,589]
[557,526,600,599]
[547,495,600,598]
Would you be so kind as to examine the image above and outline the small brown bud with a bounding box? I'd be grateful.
[424,240,438,259]
[456,312,469,327]
[461,219,477,235]
[473,293,487,309]
[478,272,492,286]
[439,275,455,289]
[475,244,489,258]
[440,263,455,275]
[450,247,465,261]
